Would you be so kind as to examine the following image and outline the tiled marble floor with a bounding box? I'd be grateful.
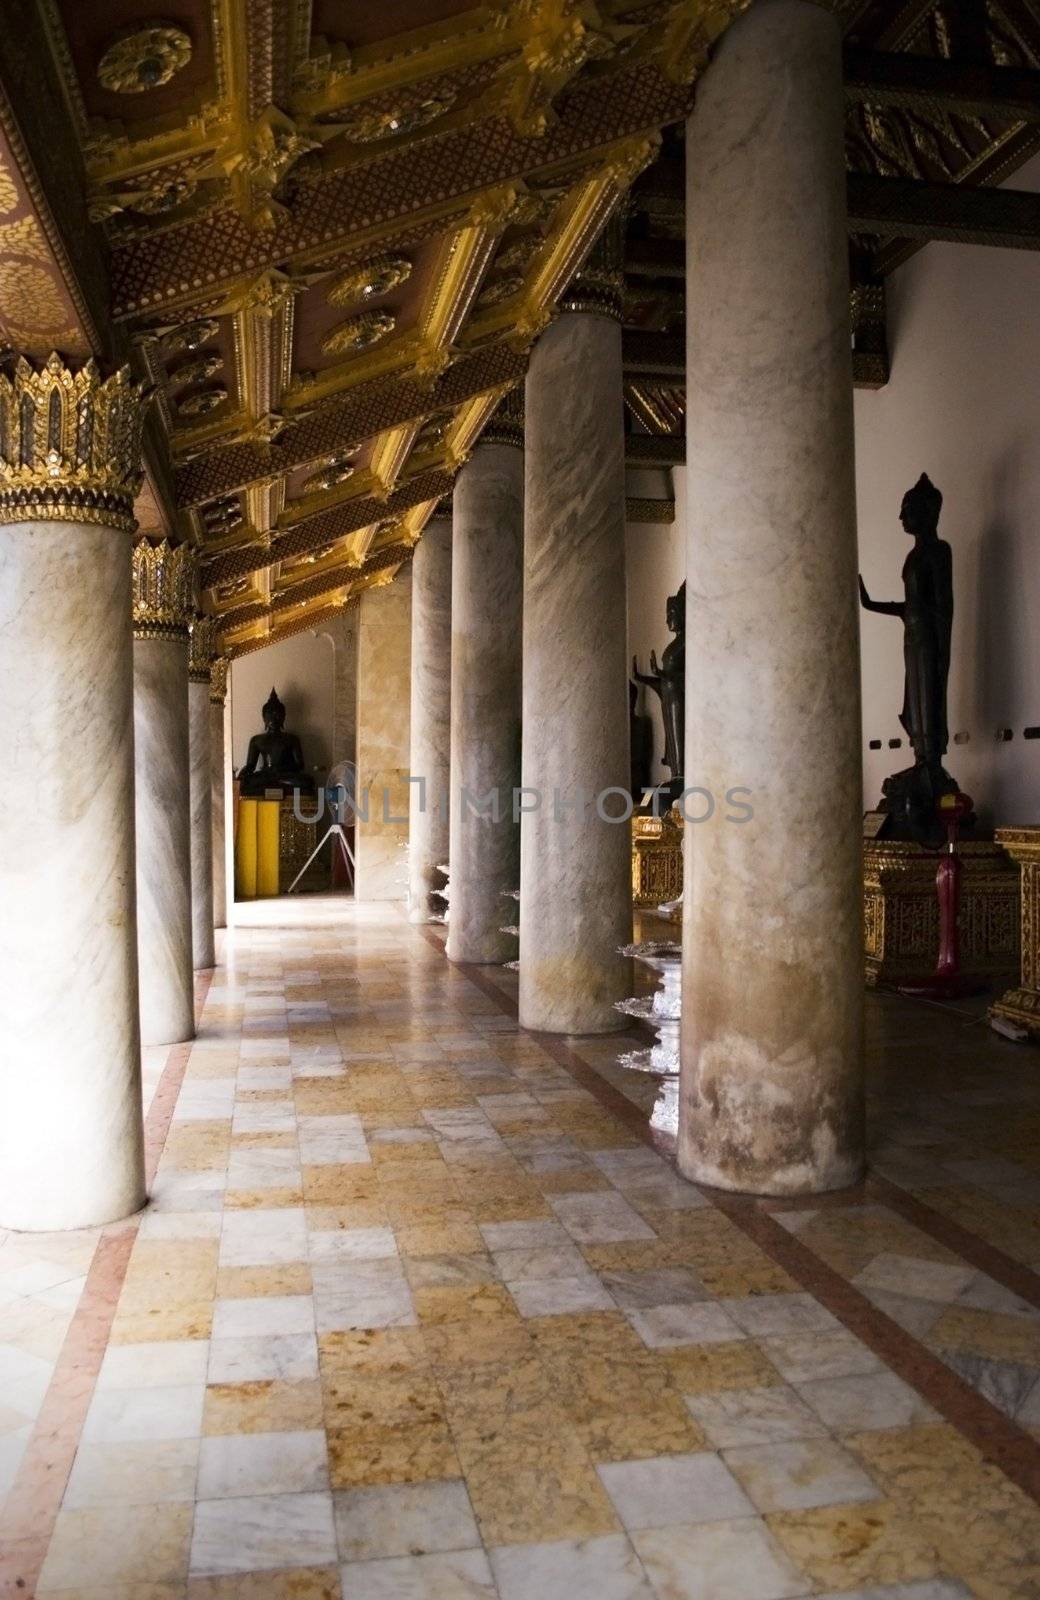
[3,896,1040,1599]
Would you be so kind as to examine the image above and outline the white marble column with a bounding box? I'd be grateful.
[210,659,228,931]
[520,302,631,1032]
[355,572,412,900]
[188,622,215,970]
[408,517,452,923]
[0,357,148,1230]
[679,0,864,1196]
[448,435,524,964]
[134,539,196,1046]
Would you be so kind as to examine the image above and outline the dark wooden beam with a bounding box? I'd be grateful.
[622,330,684,376]
[847,171,1040,249]
[844,47,1040,122]
[624,237,685,279]
[625,433,685,467]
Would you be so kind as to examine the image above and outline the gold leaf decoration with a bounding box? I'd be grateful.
[327,256,412,309]
[321,310,395,357]
[97,23,193,95]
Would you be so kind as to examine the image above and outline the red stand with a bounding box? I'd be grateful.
[898,792,986,1001]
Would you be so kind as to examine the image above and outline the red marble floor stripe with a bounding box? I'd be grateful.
[0,978,214,1596]
[868,1171,1040,1311]
[423,925,1040,1506]
[0,1225,137,1600]
[714,1193,1040,1505]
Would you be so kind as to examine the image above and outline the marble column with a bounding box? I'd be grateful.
[133,538,196,1046]
[188,618,215,969]
[679,0,864,1195]
[447,431,524,963]
[0,356,148,1231]
[520,283,631,1032]
[355,571,412,900]
[408,517,452,923]
[210,657,228,930]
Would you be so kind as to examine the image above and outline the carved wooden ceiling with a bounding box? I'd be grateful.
[0,0,1037,657]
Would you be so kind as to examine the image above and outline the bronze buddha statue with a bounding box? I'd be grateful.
[237,687,315,797]
[633,581,686,802]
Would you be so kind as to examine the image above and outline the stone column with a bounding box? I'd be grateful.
[355,570,412,900]
[408,517,452,923]
[210,656,229,929]
[520,257,631,1032]
[133,538,196,1046]
[679,0,864,1196]
[447,422,524,964]
[188,617,215,969]
[0,355,149,1230]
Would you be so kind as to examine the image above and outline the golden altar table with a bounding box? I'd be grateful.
[989,827,1040,1039]
[863,838,1019,988]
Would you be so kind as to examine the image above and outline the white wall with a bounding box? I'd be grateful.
[854,154,1040,829]
[231,627,339,778]
[626,465,686,785]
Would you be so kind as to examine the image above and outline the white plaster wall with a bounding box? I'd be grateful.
[626,464,686,785]
[230,630,336,776]
[854,153,1040,829]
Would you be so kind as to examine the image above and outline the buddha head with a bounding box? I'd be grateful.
[666,581,687,636]
[900,474,942,539]
[262,687,287,733]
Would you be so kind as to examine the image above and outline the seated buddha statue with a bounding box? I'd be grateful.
[237,687,315,796]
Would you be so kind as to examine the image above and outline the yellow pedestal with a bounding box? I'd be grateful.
[235,797,282,899]
[990,826,1040,1039]
[632,809,683,910]
[863,838,1019,987]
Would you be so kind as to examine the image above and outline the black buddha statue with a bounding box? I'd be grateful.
[237,687,315,797]
[633,581,686,802]
[859,474,965,840]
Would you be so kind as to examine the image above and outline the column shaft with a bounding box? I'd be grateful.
[189,676,215,968]
[520,312,631,1032]
[448,442,523,963]
[135,634,195,1044]
[679,0,864,1194]
[408,518,452,922]
[0,521,145,1229]
[355,573,412,900]
[211,693,227,929]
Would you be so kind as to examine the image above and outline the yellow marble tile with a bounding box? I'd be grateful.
[304,1202,390,1230]
[395,1220,486,1257]
[766,1500,941,1591]
[202,1379,324,1435]
[412,1282,519,1325]
[659,1340,783,1393]
[534,1168,615,1195]
[458,1427,620,1546]
[928,1305,1040,1366]
[322,1368,445,1430]
[469,1195,554,1224]
[302,1168,381,1205]
[225,1187,306,1209]
[215,1263,313,1298]
[422,1315,534,1371]
[576,1399,705,1463]
[109,1300,214,1344]
[327,1415,460,1487]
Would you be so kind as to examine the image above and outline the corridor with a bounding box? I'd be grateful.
[3,899,1040,1599]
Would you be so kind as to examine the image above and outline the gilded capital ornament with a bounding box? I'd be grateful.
[0,354,152,531]
[188,613,217,682]
[481,386,524,451]
[559,207,626,323]
[132,536,196,640]
[209,655,229,705]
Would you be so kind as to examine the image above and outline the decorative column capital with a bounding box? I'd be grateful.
[132,537,196,640]
[559,207,625,323]
[480,386,524,451]
[188,613,217,683]
[0,354,151,532]
[209,655,229,706]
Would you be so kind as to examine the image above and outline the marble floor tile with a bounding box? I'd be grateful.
[797,1372,937,1433]
[685,1384,828,1448]
[334,1478,481,1560]
[596,1452,754,1530]
[220,1208,309,1266]
[95,1337,210,1390]
[491,1532,654,1600]
[480,1220,572,1250]
[632,1517,809,1600]
[197,1427,329,1497]
[510,1276,616,1318]
[720,1295,841,1339]
[208,1331,319,1382]
[759,1331,884,1386]
[550,1194,656,1244]
[627,1303,744,1349]
[314,1280,417,1332]
[211,1294,315,1338]
[81,1382,206,1442]
[724,1437,882,1512]
[600,1269,707,1311]
[190,1490,339,1575]
[492,1244,590,1282]
[339,1549,496,1599]
[63,1437,200,1507]
[309,1226,398,1261]
[852,1255,977,1305]
[38,1501,194,1588]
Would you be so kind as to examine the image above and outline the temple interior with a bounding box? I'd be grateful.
[2,1,1040,1595]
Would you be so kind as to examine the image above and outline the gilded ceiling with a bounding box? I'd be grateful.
[0,0,1037,658]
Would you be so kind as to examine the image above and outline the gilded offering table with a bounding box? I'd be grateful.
[235,795,328,898]
[989,827,1040,1039]
[864,838,1019,988]
[632,808,683,908]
